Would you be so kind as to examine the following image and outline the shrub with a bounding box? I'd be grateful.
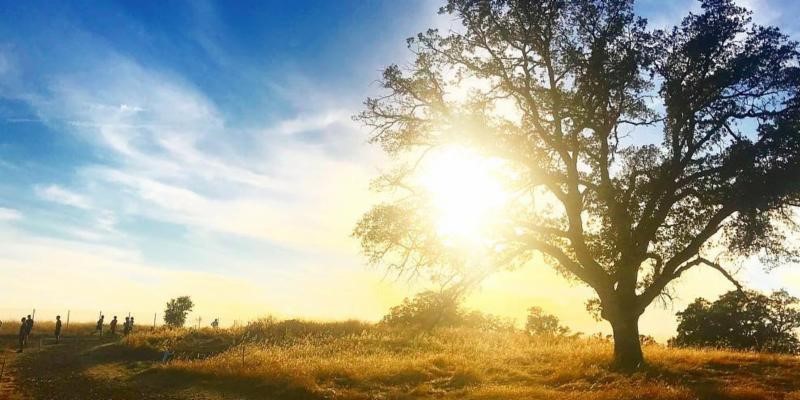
[381,290,515,332]
[524,307,570,336]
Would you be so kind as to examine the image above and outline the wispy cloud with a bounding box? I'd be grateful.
[11,48,374,253]
[265,110,353,136]
[35,184,92,209]
[0,207,22,221]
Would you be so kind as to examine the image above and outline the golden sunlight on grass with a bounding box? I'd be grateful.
[417,146,511,244]
[104,323,800,399]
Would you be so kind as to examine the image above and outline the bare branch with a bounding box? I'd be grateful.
[673,257,743,291]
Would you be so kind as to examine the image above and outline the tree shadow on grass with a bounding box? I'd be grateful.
[14,338,172,400]
[642,358,800,400]
[131,368,331,400]
[14,338,332,400]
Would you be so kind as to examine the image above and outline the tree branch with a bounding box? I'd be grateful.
[673,257,742,291]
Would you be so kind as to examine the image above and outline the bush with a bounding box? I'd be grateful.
[381,290,515,332]
[524,307,569,336]
[381,290,462,330]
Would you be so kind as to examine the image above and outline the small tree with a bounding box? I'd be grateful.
[382,290,463,330]
[382,289,514,331]
[164,296,194,328]
[671,290,800,353]
[525,306,570,336]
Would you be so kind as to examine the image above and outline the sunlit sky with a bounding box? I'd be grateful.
[1,0,799,339]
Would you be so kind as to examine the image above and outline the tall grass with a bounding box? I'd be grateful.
[0,319,96,337]
[118,318,800,399]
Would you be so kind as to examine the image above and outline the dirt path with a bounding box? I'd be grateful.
[4,336,192,400]
[0,336,319,400]
[0,348,27,400]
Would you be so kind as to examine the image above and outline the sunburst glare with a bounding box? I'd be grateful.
[418,146,511,243]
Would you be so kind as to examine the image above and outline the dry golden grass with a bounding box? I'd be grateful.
[0,319,96,337]
[116,321,800,399]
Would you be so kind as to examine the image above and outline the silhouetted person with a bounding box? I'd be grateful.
[123,317,130,336]
[211,318,219,329]
[129,317,134,334]
[109,316,118,335]
[54,315,62,343]
[17,317,26,352]
[95,315,104,335]
[24,315,33,345]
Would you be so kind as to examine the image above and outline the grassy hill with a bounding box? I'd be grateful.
[4,318,800,399]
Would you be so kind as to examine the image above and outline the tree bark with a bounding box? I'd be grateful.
[610,315,644,371]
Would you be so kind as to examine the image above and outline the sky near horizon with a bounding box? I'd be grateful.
[1,0,800,339]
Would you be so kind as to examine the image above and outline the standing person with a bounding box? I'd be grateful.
[123,317,130,336]
[211,318,219,329]
[95,315,104,336]
[109,316,118,335]
[129,317,135,334]
[54,315,62,343]
[17,317,27,352]
[24,315,33,345]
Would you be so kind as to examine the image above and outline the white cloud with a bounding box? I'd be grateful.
[12,52,375,254]
[264,110,353,136]
[0,207,22,221]
[118,103,143,113]
[35,184,92,209]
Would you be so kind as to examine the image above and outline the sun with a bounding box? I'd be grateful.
[418,146,510,243]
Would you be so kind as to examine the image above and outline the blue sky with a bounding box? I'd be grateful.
[1,0,799,337]
[0,0,436,266]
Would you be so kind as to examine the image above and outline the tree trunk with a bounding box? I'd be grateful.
[610,315,644,371]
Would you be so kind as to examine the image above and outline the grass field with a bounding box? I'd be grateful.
[3,318,800,399]
[0,320,97,337]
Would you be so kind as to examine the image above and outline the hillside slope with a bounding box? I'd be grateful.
[4,322,800,400]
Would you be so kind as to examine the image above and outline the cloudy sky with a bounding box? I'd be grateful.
[1,0,799,339]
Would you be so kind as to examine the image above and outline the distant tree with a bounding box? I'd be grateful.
[355,0,800,370]
[382,290,513,331]
[164,296,194,328]
[639,335,658,346]
[524,307,570,336]
[671,290,800,353]
[382,290,465,330]
[462,310,516,332]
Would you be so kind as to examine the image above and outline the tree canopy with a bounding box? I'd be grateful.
[671,290,800,354]
[164,296,194,328]
[355,0,800,370]
[381,290,514,332]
